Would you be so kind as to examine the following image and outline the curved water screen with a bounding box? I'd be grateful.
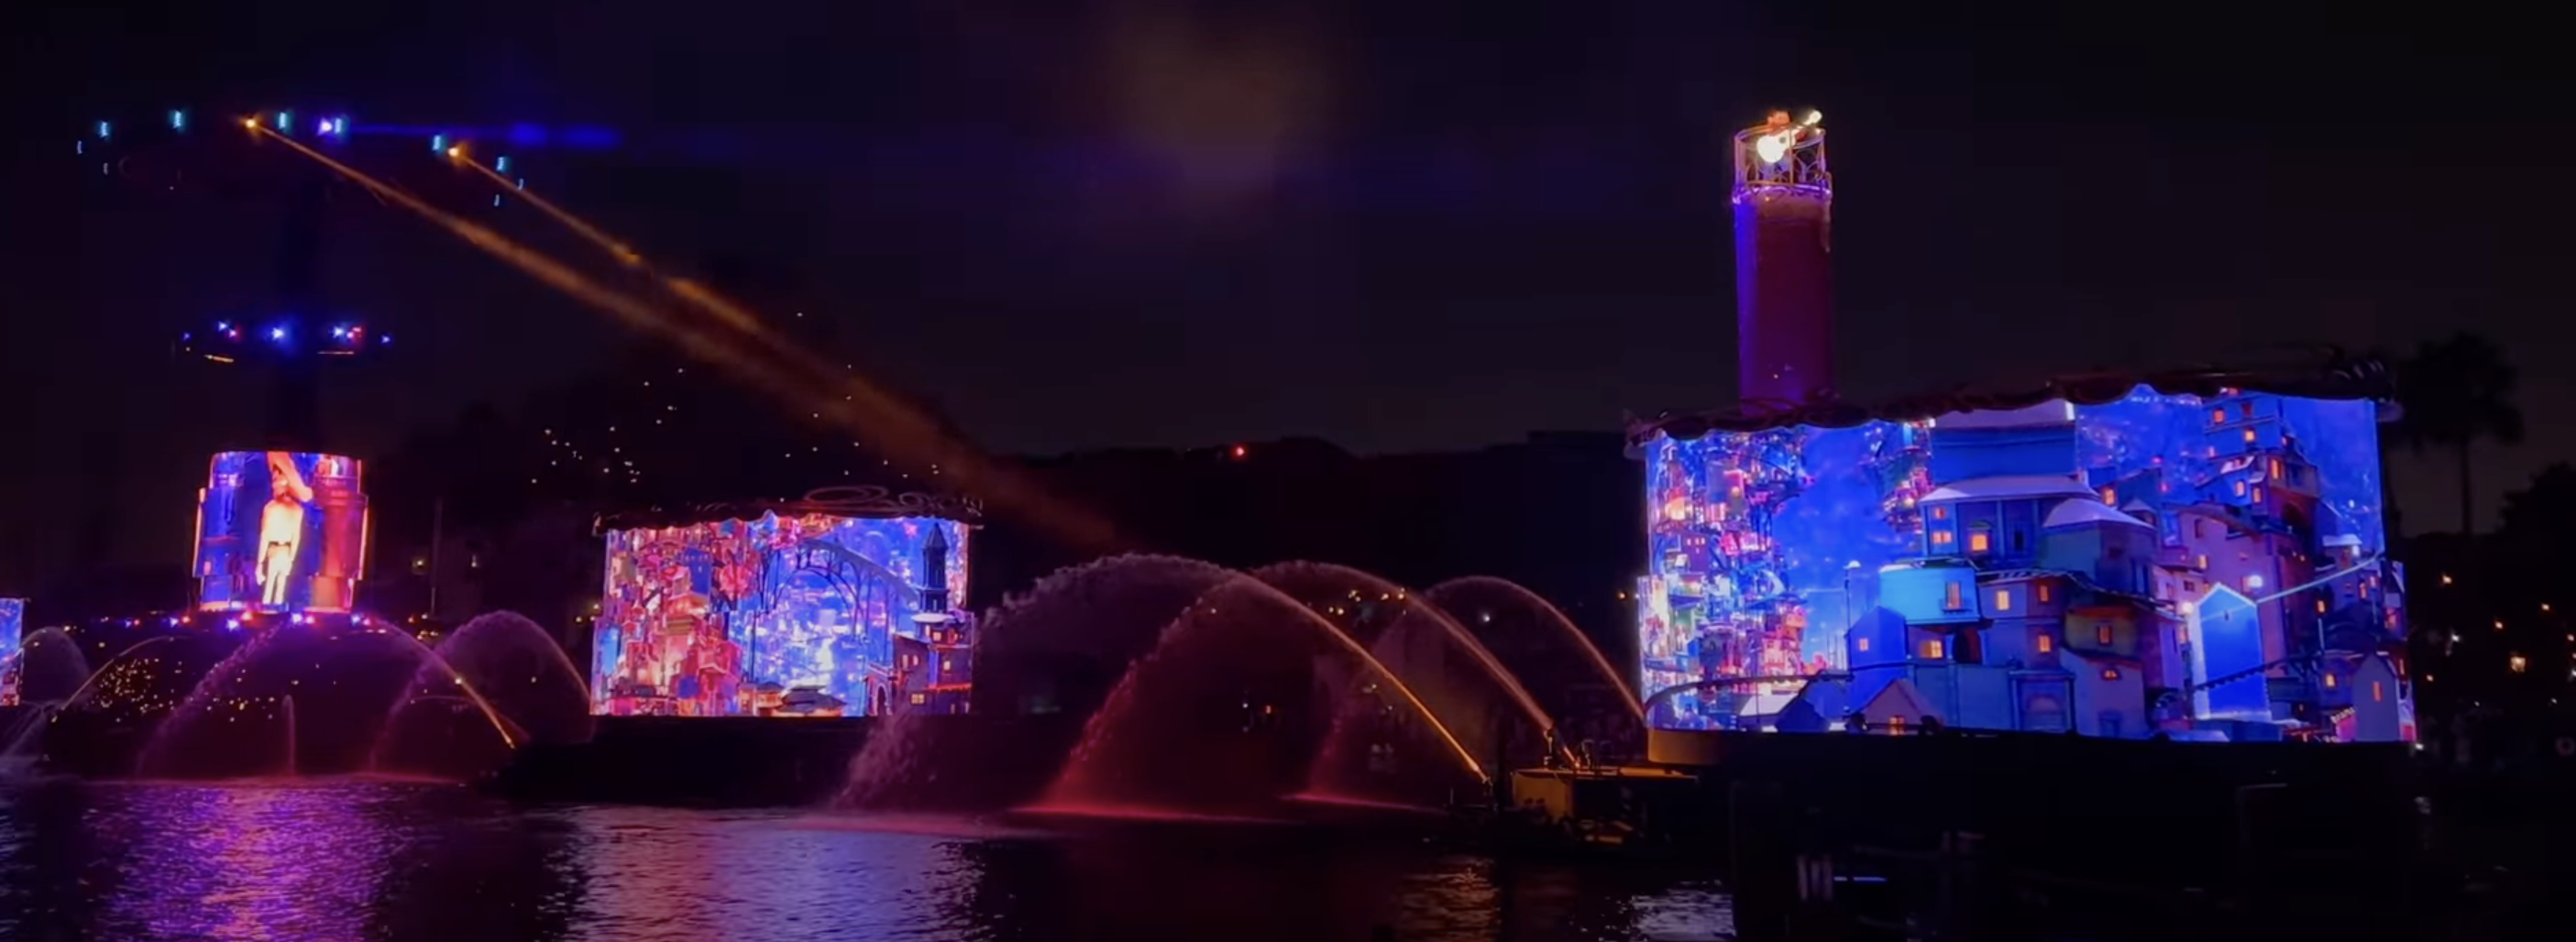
[1638,384,2410,743]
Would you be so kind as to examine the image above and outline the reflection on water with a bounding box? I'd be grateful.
[0,779,1731,942]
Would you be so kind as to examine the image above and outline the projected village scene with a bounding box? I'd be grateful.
[592,514,972,718]
[1639,386,2413,742]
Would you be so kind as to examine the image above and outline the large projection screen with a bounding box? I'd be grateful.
[594,513,971,717]
[1637,385,2410,743]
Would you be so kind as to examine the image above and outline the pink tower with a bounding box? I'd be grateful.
[1731,109,1833,407]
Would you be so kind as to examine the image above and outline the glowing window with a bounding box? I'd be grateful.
[1855,637,1871,652]
[2233,480,2247,496]
[1943,582,1964,610]
[2100,668,2120,681]
[2317,598,2328,614]
[2036,584,2052,603]
[1992,589,2011,611]
[2269,458,2284,480]
[2510,654,2528,674]
[2372,682,2384,702]
[2243,428,2257,444]
[1932,506,1948,520]
[1968,530,1991,553]
[1888,715,1907,735]
[2251,486,2265,504]
[910,693,927,705]
[2323,674,2338,689]
[2090,624,2110,645]
[2036,634,2053,653]
[1921,639,1945,659]
[1932,530,1954,546]
[2209,409,2225,423]
[2196,554,2209,569]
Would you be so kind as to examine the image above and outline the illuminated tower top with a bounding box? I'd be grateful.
[1730,108,1834,409]
[1732,109,1830,202]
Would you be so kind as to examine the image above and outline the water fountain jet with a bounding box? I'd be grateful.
[1,634,182,761]
[1254,563,1570,768]
[1426,575,1645,719]
[1036,575,1484,818]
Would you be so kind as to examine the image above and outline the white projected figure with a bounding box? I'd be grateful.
[257,452,315,608]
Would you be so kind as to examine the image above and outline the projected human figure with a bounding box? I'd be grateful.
[256,452,314,608]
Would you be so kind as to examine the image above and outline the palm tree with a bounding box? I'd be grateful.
[2391,332,2525,534]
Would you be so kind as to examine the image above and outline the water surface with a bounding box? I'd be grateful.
[0,778,1733,941]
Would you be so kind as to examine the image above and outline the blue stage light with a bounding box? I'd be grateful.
[74,140,83,155]
[494,155,511,173]
[430,134,447,154]
[95,121,110,139]
[330,325,347,339]
[170,110,186,131]
[275,111,293,134]
[270,325,288,342]
[215,322,229,332]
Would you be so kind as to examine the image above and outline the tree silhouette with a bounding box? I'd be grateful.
[2392,332,2525,534]
[2497,462,2576,545]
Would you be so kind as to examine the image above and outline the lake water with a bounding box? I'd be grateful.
[0,777,1734,942]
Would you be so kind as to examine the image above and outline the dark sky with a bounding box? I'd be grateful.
[1,0,2567,591]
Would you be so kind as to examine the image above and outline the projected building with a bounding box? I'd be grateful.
[0,598,24,706]
[1632,380,2412,742]
[592,488,976,718]
[193,451,370,616]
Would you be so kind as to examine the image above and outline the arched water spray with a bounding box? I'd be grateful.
[967,554,1236,717]
[1426,575,1644,718]
[842,555,1237,812]
[1039,576,1483,816]
[12,628,92,704]
[364,619,528,774]
[1254,563,1569,768]
[136,629,291,777]
[402,612,592,748]
[1,635,182,761]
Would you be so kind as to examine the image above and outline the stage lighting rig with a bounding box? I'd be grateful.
[83,104,483,446]
[176,318,391,365]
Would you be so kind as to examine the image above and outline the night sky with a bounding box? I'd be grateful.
[0,1,2565,592]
